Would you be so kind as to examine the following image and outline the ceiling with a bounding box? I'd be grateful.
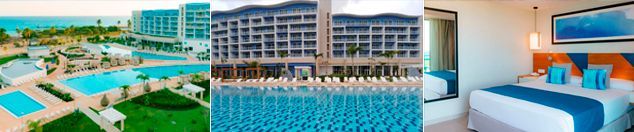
[494,0,630,11]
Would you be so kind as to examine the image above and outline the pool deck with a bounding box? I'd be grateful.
[214,80,423,87]
[0,48,208,130]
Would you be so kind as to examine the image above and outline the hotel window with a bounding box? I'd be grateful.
[423,20,431,72]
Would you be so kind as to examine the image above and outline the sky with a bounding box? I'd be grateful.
[211,0,423,16]
[0,0,209,16]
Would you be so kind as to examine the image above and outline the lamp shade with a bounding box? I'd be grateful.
[530,32,541,50]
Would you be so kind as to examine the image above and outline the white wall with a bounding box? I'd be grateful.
[533,0,634,53]
[424,1,534,125]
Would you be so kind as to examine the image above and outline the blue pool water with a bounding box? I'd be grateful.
[211,86,423,131]
[60,64,209,96]
[0,91,46,118]
[132,52,187,61]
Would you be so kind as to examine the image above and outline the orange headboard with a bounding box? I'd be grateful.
[533,53,634,81]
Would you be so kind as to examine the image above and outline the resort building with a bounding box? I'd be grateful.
[179,3,211,53]
[128,3,210,54]
[0,59,46,86]
[211,0,423,78]
[27,46,50,58]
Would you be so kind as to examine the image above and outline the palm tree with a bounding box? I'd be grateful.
[27,119,43,132]
[0,28,9,43]
[136,74,151,92]
[97,19,102,27]
[312,53,323,77]
[177,70,185,84]
[22,28,34,46]
[346,45,362,76]
[279,51,289,76]
[159,76,170,89]
[120,85,130,99]
[191,73,203,83]
[49,26,57,36]
[368,57,376,76]
[379,51,398,76]
[127,19,132,28]
[117,20,121,25]
[243,60,260,79]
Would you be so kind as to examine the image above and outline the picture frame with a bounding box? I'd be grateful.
[552,1,634,44]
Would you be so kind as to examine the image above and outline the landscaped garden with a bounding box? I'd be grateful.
[113,89,210,131]
[36,83,73,101]
[41,110,103,132]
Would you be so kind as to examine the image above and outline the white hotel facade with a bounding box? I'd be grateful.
[211,0,423,77]
[129,3,210,54]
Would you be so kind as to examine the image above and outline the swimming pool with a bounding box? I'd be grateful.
[0,91,46,118]
[131,52,187,61]
[60,64,210,96]
[211,86,423,131]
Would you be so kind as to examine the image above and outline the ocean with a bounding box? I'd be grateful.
[0,16,130,36]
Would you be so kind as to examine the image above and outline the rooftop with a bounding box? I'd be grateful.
[0,59,44,78]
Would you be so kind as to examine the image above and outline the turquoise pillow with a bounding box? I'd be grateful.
[582,69,608,90]
[547,66,567,84]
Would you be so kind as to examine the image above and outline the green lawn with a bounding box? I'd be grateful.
[0,54,27,65]
[191,80,210,102]
[113,90,210,131]
[42,110,103,132]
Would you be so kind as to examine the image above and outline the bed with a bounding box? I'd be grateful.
[424,70,457,97]
[468,77,631,132]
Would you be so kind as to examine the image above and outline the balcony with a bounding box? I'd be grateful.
[305,36,316,39]
[304,43,316,48]
[291,37,302,41]
[291,44,302,48]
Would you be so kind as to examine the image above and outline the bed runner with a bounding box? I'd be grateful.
[483,85,604,132]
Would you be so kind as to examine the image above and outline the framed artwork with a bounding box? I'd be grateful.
[552,1,634,44]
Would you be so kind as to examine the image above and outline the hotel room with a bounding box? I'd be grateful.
[423,0,634,132]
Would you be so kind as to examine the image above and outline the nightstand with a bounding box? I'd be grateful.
[518,74,540,83]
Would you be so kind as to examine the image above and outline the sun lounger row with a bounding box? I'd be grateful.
[211,78,222,84]
[29,86,63,105]
[57,68,107,80]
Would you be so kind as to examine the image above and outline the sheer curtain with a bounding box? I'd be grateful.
[429,18,456,71]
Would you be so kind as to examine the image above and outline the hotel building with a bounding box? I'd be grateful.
[211,0,422,78]
[129,3,210,54]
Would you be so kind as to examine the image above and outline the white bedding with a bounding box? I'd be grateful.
[424,70,455,95]
[470,80,630,132]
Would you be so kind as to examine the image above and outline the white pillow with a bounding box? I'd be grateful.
[610,78,634,91]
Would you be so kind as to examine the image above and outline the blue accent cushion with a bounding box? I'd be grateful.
[582,69,608,90]
[547,66,567,84]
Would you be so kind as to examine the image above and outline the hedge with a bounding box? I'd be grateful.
[36,83,73,102]
[131,89,198,110]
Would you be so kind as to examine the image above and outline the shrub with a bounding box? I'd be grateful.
[100,95,109,107]
[36,83,73,101]
[131,89,198,110]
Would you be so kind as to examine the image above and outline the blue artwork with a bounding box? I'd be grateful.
[553,2,634,44]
